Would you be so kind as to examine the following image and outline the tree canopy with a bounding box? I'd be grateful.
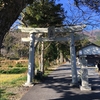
[23,0,65,27]
[23,0,67,64]
[0,0,34,48]
[0,0,100,48]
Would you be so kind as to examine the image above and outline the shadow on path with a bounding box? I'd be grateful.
[21,64,100,100]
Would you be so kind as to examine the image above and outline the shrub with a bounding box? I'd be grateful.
[44,61,50,70]
[0,68,27,74]
[0,70,7,74]
[7,68,27,74]
[8,68,21,74]
[35,70,43,80]
[8,65,13,68]
[15,63,23,67]
[9,58,19,60]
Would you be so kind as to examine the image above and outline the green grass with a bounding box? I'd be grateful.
[0,75,27,100]
[2,75,27,87]
[0,88,8,100]
[0,67,27,74]
[15,63,24,67]
[0,60,59,100]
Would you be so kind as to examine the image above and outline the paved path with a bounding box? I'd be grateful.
[21,64,100,100]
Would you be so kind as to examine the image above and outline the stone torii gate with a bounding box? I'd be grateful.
[18,25,85,87]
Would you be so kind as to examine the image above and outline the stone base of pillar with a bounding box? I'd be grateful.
[80,85,91,91]
[70,83,79,87]
[23,82,34,87]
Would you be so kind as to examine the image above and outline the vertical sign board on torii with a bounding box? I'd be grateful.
[18,25,88,89]
[48,26,55,38]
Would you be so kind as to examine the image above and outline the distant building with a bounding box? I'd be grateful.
[77,43,100,66]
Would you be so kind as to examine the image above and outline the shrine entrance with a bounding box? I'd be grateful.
[18,25,91,91]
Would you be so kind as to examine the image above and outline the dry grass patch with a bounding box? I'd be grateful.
[0,73,30,100]
[0,74,25,83]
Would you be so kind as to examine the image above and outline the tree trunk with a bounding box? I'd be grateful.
[40,41,44,74]
[0,0,26,48]
[56,46,60,64]
[37,42,41,71]
[60,51,63,63]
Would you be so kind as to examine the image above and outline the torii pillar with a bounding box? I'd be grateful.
[70,33,78,85]
[24,33,35,86]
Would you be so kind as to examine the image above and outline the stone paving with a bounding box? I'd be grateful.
[21,64,100,100]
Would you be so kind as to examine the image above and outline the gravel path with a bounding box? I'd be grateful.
[21,64,100,100]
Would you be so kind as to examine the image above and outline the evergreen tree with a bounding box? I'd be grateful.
[23,0,67,70]
[23,0,65,27]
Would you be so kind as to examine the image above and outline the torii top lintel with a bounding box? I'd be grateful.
[18,25,86,34]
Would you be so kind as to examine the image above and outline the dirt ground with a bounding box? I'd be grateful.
[7,86,31,100]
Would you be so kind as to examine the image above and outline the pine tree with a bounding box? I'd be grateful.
[23,0,65,27]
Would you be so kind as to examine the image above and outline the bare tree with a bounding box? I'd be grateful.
[65,0,100,28]
[74,0,100,12]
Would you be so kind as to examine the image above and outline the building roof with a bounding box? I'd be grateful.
[77,43,100,56]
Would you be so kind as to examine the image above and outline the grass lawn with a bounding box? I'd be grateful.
[0,74,25,83]
[0,60,60,100]
[0,73,27,100]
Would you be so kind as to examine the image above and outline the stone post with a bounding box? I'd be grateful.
[80,56,91,91]
[24,33,35,86]
[70,33,78,85]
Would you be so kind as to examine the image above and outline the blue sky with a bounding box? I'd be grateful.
[56,0,100,31]
[55,0,100,41]
[11,0,100,31]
